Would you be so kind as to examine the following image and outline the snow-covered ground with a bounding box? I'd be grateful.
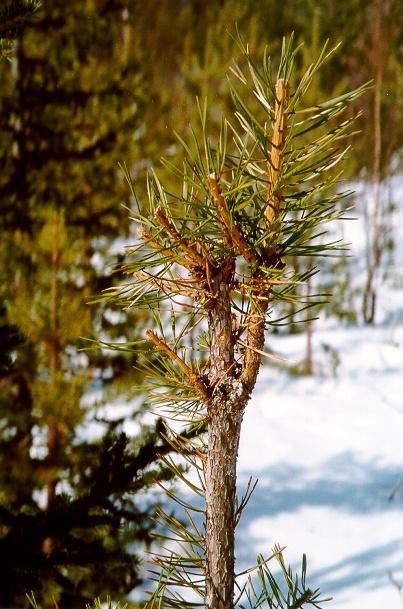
[237,322,403,609]
[234,175,403,608]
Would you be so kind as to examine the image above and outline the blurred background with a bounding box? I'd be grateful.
[0,1,402,607]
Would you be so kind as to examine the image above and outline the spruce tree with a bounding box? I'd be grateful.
[106,37,368,609]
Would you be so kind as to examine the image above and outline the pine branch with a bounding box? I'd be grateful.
[133,271,203,303]
[208,173,258,264]
[289,590,315,609]
[240,300,268,392]
[137,226,182,266]
[145,329,210,402]
[154,206,213,270]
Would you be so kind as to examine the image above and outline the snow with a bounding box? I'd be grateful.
[237,329,403,608]
[233,175,403,608]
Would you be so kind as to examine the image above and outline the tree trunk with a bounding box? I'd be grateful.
[205,406,243,609]
[43,213,61,557]
[363,2,385,325]
[47,211,61,509]
[362,65,382,325]
[205,265,244,609]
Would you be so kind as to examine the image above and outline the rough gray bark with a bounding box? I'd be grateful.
[205,405,243,609]
[205,266,244,609]
[204,262,263,609]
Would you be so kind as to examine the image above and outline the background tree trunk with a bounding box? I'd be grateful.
[362,61,382,325]
[362,0,390,325]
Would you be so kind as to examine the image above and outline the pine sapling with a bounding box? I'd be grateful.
[105,36,368,609]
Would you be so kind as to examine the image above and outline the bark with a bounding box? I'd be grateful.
[207,266,235,381]
[240,289,269,396]
[205,405,243,609]
[205,265,244,609]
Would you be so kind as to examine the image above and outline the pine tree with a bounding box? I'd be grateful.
[106,36,368,609]
[0,1,183,606]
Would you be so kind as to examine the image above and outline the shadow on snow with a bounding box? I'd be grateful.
[233,452,403,598]
[237,452,403,519]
